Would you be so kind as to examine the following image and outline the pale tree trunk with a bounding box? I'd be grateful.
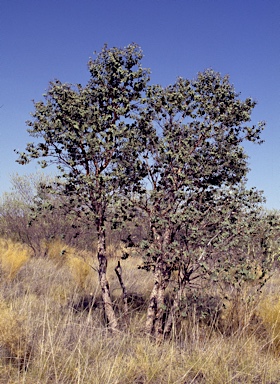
[145,263,170,339]
[97,226,118,333]
[153,269,170,340]
[145,266,161,335]
[145,227,171,339]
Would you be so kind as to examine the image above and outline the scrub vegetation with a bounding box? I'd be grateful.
[1,43,280,382]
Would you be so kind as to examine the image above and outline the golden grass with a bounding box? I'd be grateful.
[0,297,30,371]
[42,238,72,265]
[1,238,280,383]
[257,276,280,354]
[0,238,30,280]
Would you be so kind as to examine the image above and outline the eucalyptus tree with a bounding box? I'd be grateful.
[16,43,150,331]
[132,70,265,338]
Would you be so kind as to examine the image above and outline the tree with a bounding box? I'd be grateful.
[17,44,267,339]
[128,70,265,338]
[16,43,150,332]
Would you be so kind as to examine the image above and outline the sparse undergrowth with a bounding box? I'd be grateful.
[1,238,280,383]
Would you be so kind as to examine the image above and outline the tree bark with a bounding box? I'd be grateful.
[145,265,161,336]
[97,226,118,333]
[115,260,129,324]
[145,262,170,338]
[153,276,168,341]
[145,227,171,339]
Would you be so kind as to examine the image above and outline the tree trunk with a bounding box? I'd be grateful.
[145,227,171,339]
[145,266,161,336]
[145,262,170,338]
[115,260,129,324]
[97,226,118,333]
[153,277,168,341]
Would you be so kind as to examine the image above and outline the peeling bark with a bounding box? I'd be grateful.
[97,227,118,333]
[115,260,129,323]
[145,266,161,335]
[153,278,168,341]
[145,227,171,338]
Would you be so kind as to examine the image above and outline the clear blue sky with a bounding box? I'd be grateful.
[0,0,279,208]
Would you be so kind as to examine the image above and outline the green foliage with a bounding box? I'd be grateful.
[16,43,150,228]
[132,71,265,277]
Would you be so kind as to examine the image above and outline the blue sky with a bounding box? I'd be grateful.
[0,0,279,208]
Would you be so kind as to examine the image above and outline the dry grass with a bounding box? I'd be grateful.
[1,238,280,383]
[257,275,280,355]
[0,238,30,280]
[0,296,30,372]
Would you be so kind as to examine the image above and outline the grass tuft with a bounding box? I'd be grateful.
[258,292,280,353]
[0,297,30,371]
[0,238,30,280]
